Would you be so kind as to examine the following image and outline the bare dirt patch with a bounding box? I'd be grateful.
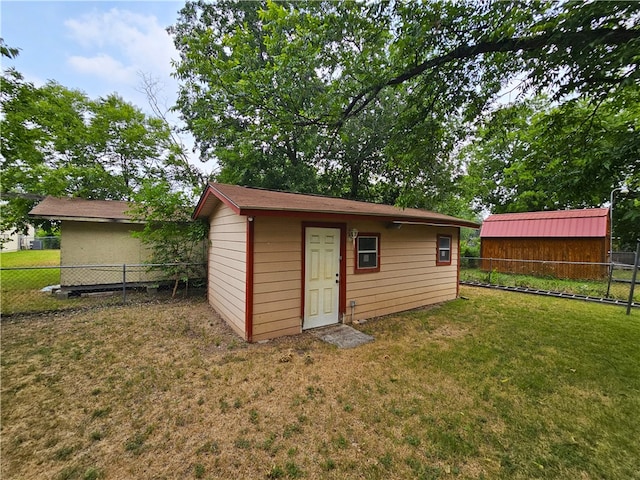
[429,324,469,339]
[427,325,471,349]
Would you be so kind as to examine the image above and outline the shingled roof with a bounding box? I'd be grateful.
[480,208,609,238]
[29,196,139,223]
[193,183,480,228]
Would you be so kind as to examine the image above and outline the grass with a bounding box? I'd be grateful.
[0,249,191,315]
[1,287,639,479]
[0,249,61,291]
[0,249,61,267]
[461,266,638,303]
[0,250,65,314]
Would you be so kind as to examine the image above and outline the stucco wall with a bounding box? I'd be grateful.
[208,203,247,338]
[60,221,152,286]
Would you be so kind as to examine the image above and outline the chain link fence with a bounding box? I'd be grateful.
[460,257,638,308]
[0,235,60,251]
[0,262,207,316]
[613,251,637,266]
[26,236,61,250]
[4,256,637,316]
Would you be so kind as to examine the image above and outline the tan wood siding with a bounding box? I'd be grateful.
[480,238,607,279]
[345,222,459,322]
[251,217,302,341]
[208,203,247,338]
[207,211,461,341]
[253,279,299,295]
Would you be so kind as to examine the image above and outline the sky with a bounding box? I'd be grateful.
[0,0,210,168]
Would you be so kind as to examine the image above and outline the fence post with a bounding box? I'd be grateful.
[122,264,127,304]
[626,241,639,315]
[488,258,493,285]
[606,261,614,298]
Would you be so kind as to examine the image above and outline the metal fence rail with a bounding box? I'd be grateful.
[0,262,207,316]
[460,256,639,311]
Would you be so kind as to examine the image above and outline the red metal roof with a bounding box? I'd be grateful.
[28,196,139,223]
[480,208,609,238]
[194,183,480,228]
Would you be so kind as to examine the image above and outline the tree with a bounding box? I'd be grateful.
[169,1,473,211]
[461,90,640,249]
[0,38,19,59]
[136,72,209,192]
[169,1,638,215]
[1,41,210,276]
[171,1,327,194]
[88,94,173,196]
[0,48,190,235]
[1,77,95,234]
[314,0,639,128]
[128,180,208,297]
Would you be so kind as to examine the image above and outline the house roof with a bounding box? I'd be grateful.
[480,208,609,238]
[193,183,480,228]
[28,196,139,224]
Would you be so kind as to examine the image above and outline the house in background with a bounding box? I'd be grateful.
[0,225,36,252]
[479,208,609,279]
[193,183,479,342]
[29,196,156,287]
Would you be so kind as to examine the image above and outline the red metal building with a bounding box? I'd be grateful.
[480,208,610,279]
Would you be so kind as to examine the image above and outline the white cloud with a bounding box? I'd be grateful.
[59,6,215,175]
[64,8,177,85]
[67,54,136,84]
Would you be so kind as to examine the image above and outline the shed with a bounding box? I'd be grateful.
[479,208,609,279]
[29,196,155,287]
[193,183,479,342]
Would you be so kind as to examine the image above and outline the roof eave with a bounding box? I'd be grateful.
[192,184,241,219]
[28,214,142,224]
[390,219,480,229]
[193,183,480,229]
[236,207,479,228]
[481,234,606,239]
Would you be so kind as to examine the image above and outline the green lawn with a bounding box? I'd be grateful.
[0,249,60,267]
[460,266,638,303]
[0,250,195,315]
[1,250,63,314]
[0,267,61,291]
[1,286,639,479]
[0,250,61,293]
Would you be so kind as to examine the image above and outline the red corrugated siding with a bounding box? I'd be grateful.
[480,209,608,238]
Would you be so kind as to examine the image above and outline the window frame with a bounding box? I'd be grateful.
[354,233,381,274]
[436,234,452,266]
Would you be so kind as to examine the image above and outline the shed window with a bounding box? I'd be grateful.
[355,234,380,273]
[437,235,452,265]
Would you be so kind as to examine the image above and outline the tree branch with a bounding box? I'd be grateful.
[335,27,639,127]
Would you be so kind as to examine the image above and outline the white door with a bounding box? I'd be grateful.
[304,227,340,329]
